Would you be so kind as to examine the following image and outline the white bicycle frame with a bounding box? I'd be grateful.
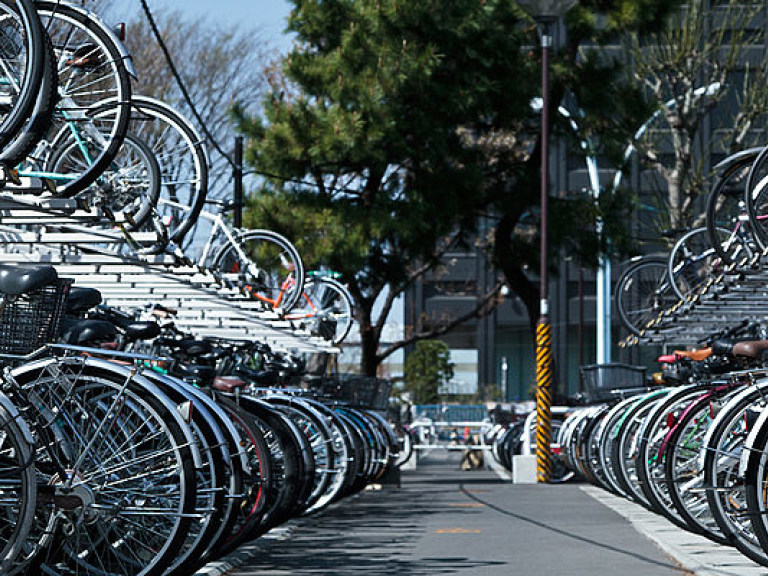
[158,197,261,278]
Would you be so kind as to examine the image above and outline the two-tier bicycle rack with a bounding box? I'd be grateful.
[0,182,337,353]
[620,247,768,348]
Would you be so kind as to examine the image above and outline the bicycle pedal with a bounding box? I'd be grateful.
[3,167,20,186]
[42,177,57,194]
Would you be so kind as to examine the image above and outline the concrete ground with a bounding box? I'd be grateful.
[208,451,697,576]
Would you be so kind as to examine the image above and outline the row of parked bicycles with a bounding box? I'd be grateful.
[0,268,399,575]
[0,0,392,575]
[551,323,768,567]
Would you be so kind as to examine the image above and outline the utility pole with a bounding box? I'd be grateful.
[233,136,244,229]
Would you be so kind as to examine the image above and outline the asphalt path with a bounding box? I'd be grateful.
[224,451,688,576]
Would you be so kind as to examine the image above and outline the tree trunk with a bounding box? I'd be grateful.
[494,213,539,337]
[357,305,380,377]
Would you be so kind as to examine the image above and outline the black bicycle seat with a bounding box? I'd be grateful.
[0,264,58,296]
[120,321,161,341]
[60,318,117,346]
[66,287,102,315]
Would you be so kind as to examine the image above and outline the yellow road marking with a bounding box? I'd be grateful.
[435,527,482,534]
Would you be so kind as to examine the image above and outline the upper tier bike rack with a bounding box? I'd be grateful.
[620,246,768,348]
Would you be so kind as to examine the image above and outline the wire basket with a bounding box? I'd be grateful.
[579,363,648,403]
[0,278,73,355]
[318,374,393,410]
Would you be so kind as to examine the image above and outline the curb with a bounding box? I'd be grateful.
[581,485,767,576]
[193,522,299,576]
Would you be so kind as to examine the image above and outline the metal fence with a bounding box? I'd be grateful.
[413,404,489,423]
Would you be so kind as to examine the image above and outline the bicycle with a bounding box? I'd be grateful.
[158,198,306,313]
[283,270,354,344]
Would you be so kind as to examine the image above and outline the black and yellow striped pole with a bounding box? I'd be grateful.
[536,314,553,482]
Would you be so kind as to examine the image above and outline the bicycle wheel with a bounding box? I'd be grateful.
[0,23,57,167]
[667,227,727,301]
[703,383,768,566]
[214,395,273,556]
[141,372,230,575]
[611,390,670,506]
[746,144,768,250]
[86,95,209,245]
[0,0,46,153]
[213,229,306,313]
[264,395,335,510]
[37,2,132,196]
[50,132,161,230]
[614,257,677,335]
[9,358,197,576]
[594,396,638,497]
[706,150,760,265]
[635,383,712,517]
[235,396,307,532]
[286,276,354,344]
[663,390,728,543]
[0,397,36,576]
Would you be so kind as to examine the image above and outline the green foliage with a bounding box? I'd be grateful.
[403,340,454,405]
[234,0,683,372]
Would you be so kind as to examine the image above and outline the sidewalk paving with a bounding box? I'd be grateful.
[213,451,691,576]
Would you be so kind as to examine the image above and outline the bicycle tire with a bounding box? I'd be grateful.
[702,383,768,566]
[50,132,162,231]
[10,358,197,576]
[663,388,730,543]
[635,383,713,516]
[286,276,354,344]
[611,390,670,506]
[667,227,729,301]
[213,229,306,313]
[614,257,676,335]
[37,1,132,197]
[0,24,57,167]
[706,150,760,265]
[0,0,46,153]
[235,395,307,532]
[0,397,36,576]
[85,95,209,245]
[214,395,273,556]
[745,144,768,250]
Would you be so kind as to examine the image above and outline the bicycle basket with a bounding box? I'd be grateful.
[318,375,392,410]
[0,277,73,355]
[579,363,647,403]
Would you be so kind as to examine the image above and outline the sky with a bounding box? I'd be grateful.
[114,0,294,52]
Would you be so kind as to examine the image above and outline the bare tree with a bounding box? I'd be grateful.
[626,1,768,235]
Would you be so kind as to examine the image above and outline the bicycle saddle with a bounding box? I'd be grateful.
[65,287,102,315]
[100,310,161,340]
[0,264,58,296]
[60,318,117,346]
[672,348,712,361]
[174,363,216,386]
[732,340,768,359]
[212,376,247,394]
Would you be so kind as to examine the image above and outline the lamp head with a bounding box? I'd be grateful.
[517,0,577,22]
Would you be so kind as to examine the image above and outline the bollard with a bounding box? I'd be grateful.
[535,317,553,483]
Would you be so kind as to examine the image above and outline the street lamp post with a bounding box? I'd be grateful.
[516,0,577,483]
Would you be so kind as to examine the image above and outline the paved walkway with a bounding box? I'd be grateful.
[213,451,690,576]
